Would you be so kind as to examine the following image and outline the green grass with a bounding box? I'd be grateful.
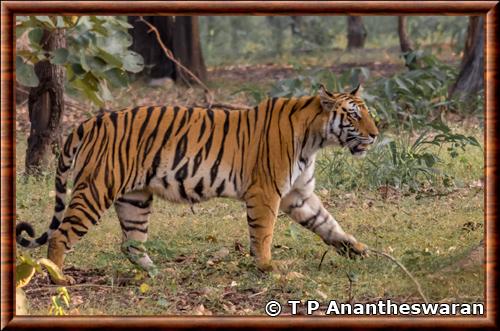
[15,130,484,315]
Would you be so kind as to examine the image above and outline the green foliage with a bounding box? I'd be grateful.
[16,16,144,107]
[200,16,468,66]
[16,254,69,315]
[263,53,482,194]
[364,51,458,131]
[268,67,369,99]
[49,287,70,315]
[16,254,66,287]
[317,123,482,193]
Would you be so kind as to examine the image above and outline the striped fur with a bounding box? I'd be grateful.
[16,85,378,283]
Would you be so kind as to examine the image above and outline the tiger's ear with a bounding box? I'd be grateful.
[318,84,337,112]
[350,84,362,98]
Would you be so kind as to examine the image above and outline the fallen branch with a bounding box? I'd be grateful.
[318,247,429,304]
[368,248,428,304]
[138,16,214,106]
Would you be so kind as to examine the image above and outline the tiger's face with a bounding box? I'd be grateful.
[318,84,379,157]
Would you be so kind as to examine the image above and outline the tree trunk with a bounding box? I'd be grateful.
[172,16,207,84]
[449,16,484,99]
[460,16,481,70]
[346,16,367,50]
[266,17,285,55]
[25,29,66,175]
[398,16,413,53]
[129,16,207,84]
[128,16,176,80]
[290,16,303,36]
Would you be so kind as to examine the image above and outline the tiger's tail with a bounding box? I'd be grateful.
[16,123,86,248]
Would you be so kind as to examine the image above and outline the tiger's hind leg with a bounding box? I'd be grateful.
[47,181,111,285]
[114,191,157,276]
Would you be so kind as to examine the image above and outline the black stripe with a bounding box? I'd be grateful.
[209,111,230,186]
[117,196,152,209]
[77,124,84,140]
[175,162,189,200]
[197,117,206,142]
[300,209,321,228]
[162,176,169,188]
[35,232,48,245]
[216,179,226,196]
[72,227,87,237]
[49,216,61,230]
[123,219,149,225]
[172,132,188,170]
[194,178,204,198]
[175,108,189,135]
[204,130,214,160]
[236,111,241,147]
[300,96,315,110]
[55,196,65,212]
[121,224,148,233]
[146,106,179,184]
[192,149,203,176]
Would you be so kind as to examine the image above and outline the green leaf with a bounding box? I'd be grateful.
[34,16,55,29]
[37,258,66,284]
[51,48,69,65]
[99,81,113,101]
[28,27,44,45]
[70,63,86,77]
[359,67,370,80]
[394,77,411,93]
[55,16,66,28]
[80,51,90,72]
[87,56,108,73]
[96,49,122,67]
[122,51,144,73]
[103,68,128,88]
[16,60,39,87]
[16,262,36,288]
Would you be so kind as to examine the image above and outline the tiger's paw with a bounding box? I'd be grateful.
[256,259,295,275]
[333,238,369,259]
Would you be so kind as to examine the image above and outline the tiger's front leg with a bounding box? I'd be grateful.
[281,190,368,258]
[244,187,281,272]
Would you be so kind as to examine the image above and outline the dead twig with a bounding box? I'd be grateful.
[248,288,268,298]
[318,250,329,271]
[318,247,429,304]
[138,16,214,106]
[368,248,429,304]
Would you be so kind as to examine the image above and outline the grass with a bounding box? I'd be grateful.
[15,129,484,315]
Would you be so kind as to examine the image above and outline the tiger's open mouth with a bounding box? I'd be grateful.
[350,143,369,157]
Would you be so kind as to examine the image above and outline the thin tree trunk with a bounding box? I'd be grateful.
[267,16,285,55]
[128,16,176,80]
[25,29,66,175]
[129,16,207,84]
[346,16,367,50]
[290,16,303,36]
[398,16,413,53]
[172,16,207,84]
[449,16,484,99]
[460,16,481,70]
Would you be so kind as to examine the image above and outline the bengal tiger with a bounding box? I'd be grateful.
[16,84,379,284]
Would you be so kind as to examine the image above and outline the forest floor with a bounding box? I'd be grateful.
[15,47,485,316]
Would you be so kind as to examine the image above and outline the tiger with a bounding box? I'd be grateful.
[16,84,379,285]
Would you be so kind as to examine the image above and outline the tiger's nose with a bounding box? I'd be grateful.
[369,134,377,143]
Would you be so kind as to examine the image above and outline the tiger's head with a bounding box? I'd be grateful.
[316,84,379,157]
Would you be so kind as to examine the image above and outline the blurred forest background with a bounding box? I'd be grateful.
[15,16,484,315]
